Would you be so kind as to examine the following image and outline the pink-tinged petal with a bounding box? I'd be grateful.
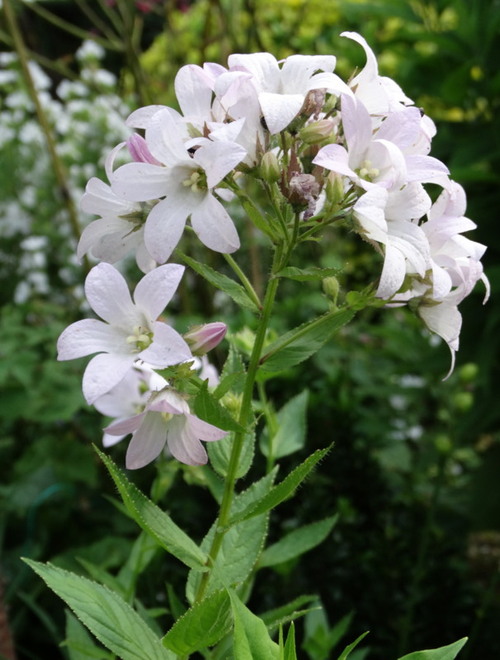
[139,322,192,367]
[85,263,141,328]
[112,162,169,202]
[175,64,214,118]
[340,95,372,163]
[191,193,240,254]
[143,195,190,264]
[281,55,336,92]
[77,217,138,262]
[377,243,407,299]
[80,177,136,217]
[193,141,247,188]
[125,411,168,469]
[186,414,228,442]
[146,109,191,166]
[83,353,135,404]
[166,416,208,465]
[134,264,185,320]
[104,142,127,181]
[228,52,280,92]
[259,92,304,134]
[386,183,431,222]
[103,432,126,448]
[388,222,430,277]
[126,104,177,129]
[313,144,356,180]
[375,106,422,151]
[105,412,147,436]
[89,226,144,265]
[57,319,124,360]
[406,154,449,184]
[307,71,352,97]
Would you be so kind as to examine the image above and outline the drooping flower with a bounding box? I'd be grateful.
[104,388,227,468]
[57,262,192,404]
[93,364,167,447]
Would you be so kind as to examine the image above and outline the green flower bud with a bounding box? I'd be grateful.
[325,171,345,205]
[322,276,340,304]
[299,118,335,144]
[260,151,281,183]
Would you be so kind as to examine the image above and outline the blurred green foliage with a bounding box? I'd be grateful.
[1,0,499,658]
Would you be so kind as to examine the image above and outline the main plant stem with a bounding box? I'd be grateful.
[194,249,283,603]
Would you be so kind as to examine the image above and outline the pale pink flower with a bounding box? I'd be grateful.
[105,388,227,468]
[57,263,191,404]
[184,322,227,355]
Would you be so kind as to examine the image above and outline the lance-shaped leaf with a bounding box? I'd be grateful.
[229,589,280,660]
[162,590,232,655]
[259,515,338,568]
[230,446,332,524]
[398,638,468,660]
[281,622,298,660]
[96,448,207,570]
[24,560,174,660]
[208,429,255,479]
[178,251,259,313]
[259,308,355,373]
[337,631,370,659]
[64,611,113,660]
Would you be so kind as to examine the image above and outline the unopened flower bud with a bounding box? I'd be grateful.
[325,171,345,205]
[127,133,161,165]
[299,119,335,144]
[322,276,340,304]
[260,151,281,183]
[184,322,227,356]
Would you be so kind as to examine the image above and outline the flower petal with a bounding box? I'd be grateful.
[186,414,228,442]
[82,352,135,404]
[144,195,190,264]
[125,411,168,469]
[193,140,247,189]
[134,263,185,320]
[190,193,240,254]
[85,263,141,328]
[259,92,304,134]
[139,321,192,367]
[112,162,170,202]
[105,412,147,436]
[57,319,123,360]
[166,416,208,465]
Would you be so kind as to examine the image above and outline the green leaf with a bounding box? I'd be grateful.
[215,345,246,398]
[241,199,279,241]
[260,389,309,459]
[262,595,318,630]
[194,380,244,433]
[259,515,338,568]
[260,308,355,372]
[398,638,468,660]
[208,429,255,479]
[186,470,277,602]
[24,560,174,660]
[337,632,370,660]
[178,251,259,313]
[276,266,341,282]
[282,622,298,660]
[64,611,113,660]
[162,590,232,655]
[230,446,332,524]
[229,589,280,660]
[96,448,207,570]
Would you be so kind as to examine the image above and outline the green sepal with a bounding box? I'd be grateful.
[193,380,244,433]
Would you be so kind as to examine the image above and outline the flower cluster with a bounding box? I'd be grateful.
[63,31,488,468]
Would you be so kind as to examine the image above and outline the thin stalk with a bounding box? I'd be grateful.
[3,0,88,269]
[223,252,262,311]
[194,247,283,604]
[19,0,122,51]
